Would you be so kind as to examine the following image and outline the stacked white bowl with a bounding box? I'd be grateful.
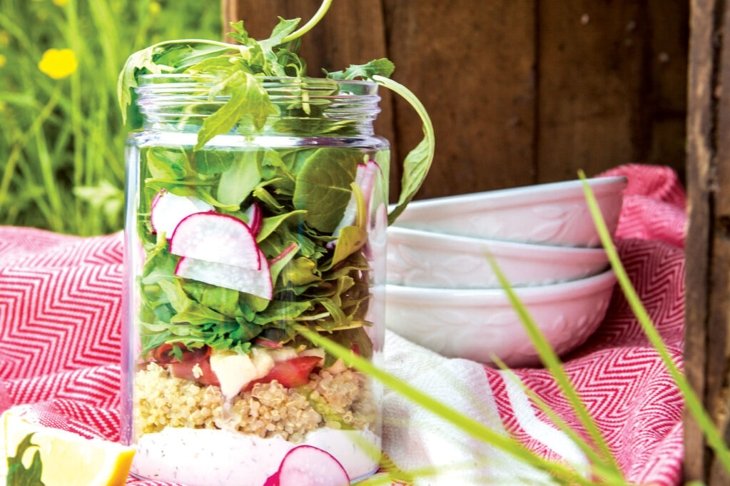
[385,176,627,367]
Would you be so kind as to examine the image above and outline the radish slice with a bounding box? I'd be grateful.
[175,255,272,299]
[150,190,213,237]
[170,212,261,270]
[245,202,263,236]
[332,160,380,238]
[267,445,349,486]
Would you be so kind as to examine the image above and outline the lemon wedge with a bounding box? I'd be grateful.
[1,408,135,486]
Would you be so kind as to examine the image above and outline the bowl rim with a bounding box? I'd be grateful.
[392,175,627,213]
[386,226,609,261]
[385,268,617,305]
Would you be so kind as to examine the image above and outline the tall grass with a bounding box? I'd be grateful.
[0,0,221,235]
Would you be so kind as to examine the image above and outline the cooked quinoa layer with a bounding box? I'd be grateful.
[134,362,377,442]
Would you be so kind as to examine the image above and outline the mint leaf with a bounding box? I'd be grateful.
[7,433,45,486]
[327,58,395,80]
[373,75,435,225]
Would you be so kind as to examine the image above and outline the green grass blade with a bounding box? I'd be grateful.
[294,325,595,485]
[578,169,730,473]
[487,256,623,476]
[492,356,625,485]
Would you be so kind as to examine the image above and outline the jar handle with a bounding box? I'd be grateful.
[373,75,435,225]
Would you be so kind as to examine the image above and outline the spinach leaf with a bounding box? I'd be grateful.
[194,150,235,175]
[292,148,360,232]
[216,151,262,206]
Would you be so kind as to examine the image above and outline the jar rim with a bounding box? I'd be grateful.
[137,73,378,92]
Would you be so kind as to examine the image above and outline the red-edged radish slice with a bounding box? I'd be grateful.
[175,256,273,300]
[170,212,261,270]
[269,445,349,486]
[332,160,380,238]
[245,202,263,236]
[150,190,213,237]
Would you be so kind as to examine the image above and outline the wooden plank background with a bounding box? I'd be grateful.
[226,0,688,200]
[685,0,730,483]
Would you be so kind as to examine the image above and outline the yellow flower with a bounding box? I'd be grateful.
[38,48,78,79]
[52,0,69,6]
[0,54,6,68]
[149,1,161,15]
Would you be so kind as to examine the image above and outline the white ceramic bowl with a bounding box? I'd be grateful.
[393,176,627,247]
[385,269,616,367]
[387,226,609,288]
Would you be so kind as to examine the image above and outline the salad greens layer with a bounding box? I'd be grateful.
[119,2,433,369]
[137,145,378,362]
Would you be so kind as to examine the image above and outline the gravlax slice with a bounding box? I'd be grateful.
[150,190,213,237]
[175,251,272,299]
[170,212,261,270]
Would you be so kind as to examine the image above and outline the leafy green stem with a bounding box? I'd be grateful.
[281,0,334,44]
[579,169,730,474]
[373,75,435,225]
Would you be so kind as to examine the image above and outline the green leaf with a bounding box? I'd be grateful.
[281,257,320,287]
[195,71,277,150]
[292,148,360,232]
[6,433,45,486]
[262,18,302,48]
[194,150,235,175]
[216,151,262,206]
[146,147,192,180]
[373,75,435,225]
[328,226,367,269]
[326,58,395,80]
[256,210,307,243]
[269,243,300,285]
[183,280,240,317]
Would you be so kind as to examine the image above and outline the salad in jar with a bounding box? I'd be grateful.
[119,1,434,484]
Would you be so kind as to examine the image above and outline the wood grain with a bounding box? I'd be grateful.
[685,0,724,482]
[537,1,647,181]
[383,0,537,197]
[227,0,688,198]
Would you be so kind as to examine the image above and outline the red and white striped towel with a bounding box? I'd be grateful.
[0,164,685,485]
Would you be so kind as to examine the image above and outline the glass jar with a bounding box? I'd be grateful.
[121,75,387,485]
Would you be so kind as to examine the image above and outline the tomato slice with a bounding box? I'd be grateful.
[250,356,321,389]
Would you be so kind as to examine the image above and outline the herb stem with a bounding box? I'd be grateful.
[281,0,334,44]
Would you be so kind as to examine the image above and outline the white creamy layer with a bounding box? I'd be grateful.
[132,427,381,485]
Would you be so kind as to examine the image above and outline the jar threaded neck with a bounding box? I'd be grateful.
[135,74,381,137]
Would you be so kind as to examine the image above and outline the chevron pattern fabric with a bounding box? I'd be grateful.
[0,164,685,485]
